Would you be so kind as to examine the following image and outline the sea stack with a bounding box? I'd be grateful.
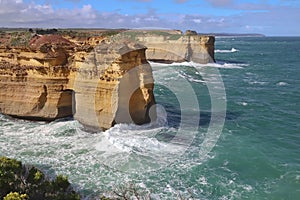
[71,39,156,130]
[0,29,215,130]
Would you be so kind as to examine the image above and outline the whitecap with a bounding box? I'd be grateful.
[276,81,288,86]
[198,176,208,185]
[149,61,191,67]
[92,104,196,171]
[243,185,253,192]
[203,62,247,69]
[248,81,267,85]
[238,102,248,106]
[194,61,247,69]
[215,48,239,53]
[149,60,248,69]
[177,70,206,83]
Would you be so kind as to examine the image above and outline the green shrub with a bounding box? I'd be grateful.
[0,157,23,198]
[9,32,32,47]
[0,156,80,200]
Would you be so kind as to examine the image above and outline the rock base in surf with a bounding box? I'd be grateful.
[0,29,215,130]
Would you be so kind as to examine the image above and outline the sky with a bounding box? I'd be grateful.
[0,0,299,36]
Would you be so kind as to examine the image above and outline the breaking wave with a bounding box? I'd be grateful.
[149,61,248,69]
[276,81,289,86]
[215,48,239,53]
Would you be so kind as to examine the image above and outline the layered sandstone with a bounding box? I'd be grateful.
[0,35,74,120]
[125,30,215,64]
[0,31,155,130]
[71,40,155,130]
[0,29,215,130]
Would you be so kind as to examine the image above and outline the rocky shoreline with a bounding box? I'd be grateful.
[0,29,215,130]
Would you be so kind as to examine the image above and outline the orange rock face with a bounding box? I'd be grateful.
[0,31,156,130]
[71,40,156,130]
[0,29,215,130]
[137,34,215,64]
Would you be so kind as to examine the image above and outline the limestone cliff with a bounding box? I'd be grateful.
[125,30,215,64]
[0,31,155,130]
[0,29,214,130]
[0,34,74,121]
[71,40,155,130]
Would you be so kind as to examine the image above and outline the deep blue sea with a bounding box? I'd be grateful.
[1,37,299,199]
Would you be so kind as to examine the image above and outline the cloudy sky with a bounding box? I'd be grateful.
[0,0,299,36]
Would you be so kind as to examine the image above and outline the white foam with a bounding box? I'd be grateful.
[198,176,208,185]
[276,81,288,86]
[238,102,248,106]
[215,48,239,53]
[247,81,268,85]
[243,185,253,192]
[150,61,247,70]
[0,113,212,199]
[149,61,191,67]
[192,61,247,69]
[177,70,206,83]
[92,104,194,171]
[0,113,220,199]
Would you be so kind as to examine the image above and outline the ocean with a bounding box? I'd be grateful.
[0,37,299,199]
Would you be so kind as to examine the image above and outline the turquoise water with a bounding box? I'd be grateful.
[0,37,299,199]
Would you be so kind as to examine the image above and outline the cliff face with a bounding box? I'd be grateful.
[0,32,155,130]
[0,29,214,130]
[128,30,215,64]
[0,35,74,120]
[71,40,155,130]
[0,63,72,120]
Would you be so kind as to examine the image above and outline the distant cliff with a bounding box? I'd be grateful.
[0,29,214,130]
[119,30,215,64]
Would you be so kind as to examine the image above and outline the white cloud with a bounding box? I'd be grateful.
[0,1,98,27]
[193,19,202,24]
[132,17,141,23]
[34,4,54,14]
[144,16,159,21]
[0,0,299,35]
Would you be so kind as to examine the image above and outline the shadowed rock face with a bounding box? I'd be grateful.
[0,30,214,130]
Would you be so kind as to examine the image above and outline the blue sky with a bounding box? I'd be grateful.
[0,0,300,35]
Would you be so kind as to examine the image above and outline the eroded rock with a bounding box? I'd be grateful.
[0,29,215,130]
[71,40,155,130]
[136,33,215,64]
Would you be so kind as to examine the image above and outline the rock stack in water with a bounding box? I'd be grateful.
[0,32,155,130]
[71,39,156,130]
[0,29,215,130]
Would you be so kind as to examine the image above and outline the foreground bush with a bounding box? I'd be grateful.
[3,192,28,200]
[0,156,80,200]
